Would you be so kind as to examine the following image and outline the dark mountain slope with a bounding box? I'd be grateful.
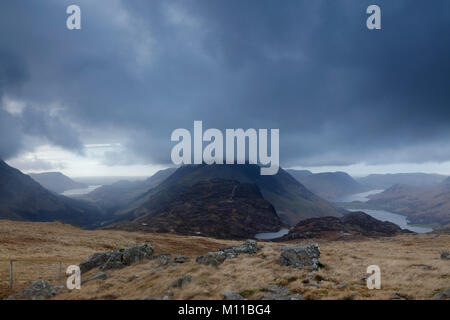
[29,172,87,193]
[113,164,344,226]
[285,169,313,180]
[368,179,450,225]
[277,211,408,241]
[110,179,284,239]
[0,160,103,227]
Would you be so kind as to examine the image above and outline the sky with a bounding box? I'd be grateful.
[1,0,450,177]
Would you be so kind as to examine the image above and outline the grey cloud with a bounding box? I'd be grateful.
[1,0,450,167]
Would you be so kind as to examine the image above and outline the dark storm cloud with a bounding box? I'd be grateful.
[0,0,450,166]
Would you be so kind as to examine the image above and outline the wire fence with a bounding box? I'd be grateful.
[0,259,80,298]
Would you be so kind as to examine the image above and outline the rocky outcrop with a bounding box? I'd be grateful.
[196,251,227,266]
[223,291,245,300]
[79,243,154,273]
[261,285,303,300]
[196,240,259,266]
[7,280,67,300]
[174,255,191,263]
[432,288,450,300]
[170,275,193,288]
[81,272,109,285]
[277,244,320,270]
[441,252,450,260]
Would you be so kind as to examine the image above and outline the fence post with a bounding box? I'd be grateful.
[9,261,13,290]
[58,261,62,286]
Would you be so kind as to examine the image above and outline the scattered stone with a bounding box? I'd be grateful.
[390,294,407,300]
[223,291,245,300]
[441,252,450,260]
[264,285,291,296]
[174,255,191,263]
[261,285,303,300]
[7,280,66,300]
[127,274,139,282]
[79,243,154,273]
[432,288,450,300]
[277,244,320,270]
[152,254,172,266]
[81,272,109,285]
[196,251,227,266]
[170,275,193,288]
[336,282,348,289]
[302,279,319,288]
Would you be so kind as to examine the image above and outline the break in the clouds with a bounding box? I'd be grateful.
[1,0,450,171]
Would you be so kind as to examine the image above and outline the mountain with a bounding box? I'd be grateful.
[277,211,408,241]
[357,173,447,189]
[289,171,367,201]
[367,179,450,225]
[0,160,103,227]
[109,178,284,239]
[81,167,177,214]
[285,169,313,180]
[109,164,344,227]
[29,172,87,193]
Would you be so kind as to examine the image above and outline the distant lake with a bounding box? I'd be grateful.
[349,208,432,234]
[61,185,102,196]
[337,189,384,202]
[255,229,289,240]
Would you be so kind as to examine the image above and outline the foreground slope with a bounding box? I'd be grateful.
[115,164,343,227]
[0,160,103,227]
[0,220,449,300]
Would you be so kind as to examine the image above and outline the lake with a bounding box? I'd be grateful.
[61,185,102,196]
[255,229,289,240]
[337,189,384,202]
[349,208,432,233]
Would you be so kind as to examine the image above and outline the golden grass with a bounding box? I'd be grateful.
[0,220,449,300]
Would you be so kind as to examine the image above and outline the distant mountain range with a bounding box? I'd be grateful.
[108,164,344,228]
[286,170,367,201]
[277,211,408,241]
[80,168,176,214]
[367,178,450,225]
[0,160,103,227]
[29,172,87,194]
[356,173,447,189]
[108,178,284,239]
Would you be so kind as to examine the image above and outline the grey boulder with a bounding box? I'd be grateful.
[277,244,320,270]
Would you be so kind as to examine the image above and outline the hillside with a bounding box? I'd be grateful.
[0,160,103,227]
[0,220,449,300]
[285,169,313,181]
[278,211,408,241]
[293,172,367,201]
[109,179,283,239]
[28,172,87,194]
[81,168,176,214]
[111,164,344,227]
[367,180,450,225]
[357,173,447,189]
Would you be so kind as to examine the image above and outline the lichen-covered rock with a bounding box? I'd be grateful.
[196,251,227,266]
[223,291,245,300]
[220,240,259,257]
[174,255,191,263]
[7,280,66,300]
[441,252,450,260]
[81,272,109,285]
[261,285,303,300]
[79,243,154,273]
[432,288,450,300]
[170,275,193,288]
[277,244,320,270]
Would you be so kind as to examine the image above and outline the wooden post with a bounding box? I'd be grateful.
[9,261,13,290]
[58,261,62,286]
